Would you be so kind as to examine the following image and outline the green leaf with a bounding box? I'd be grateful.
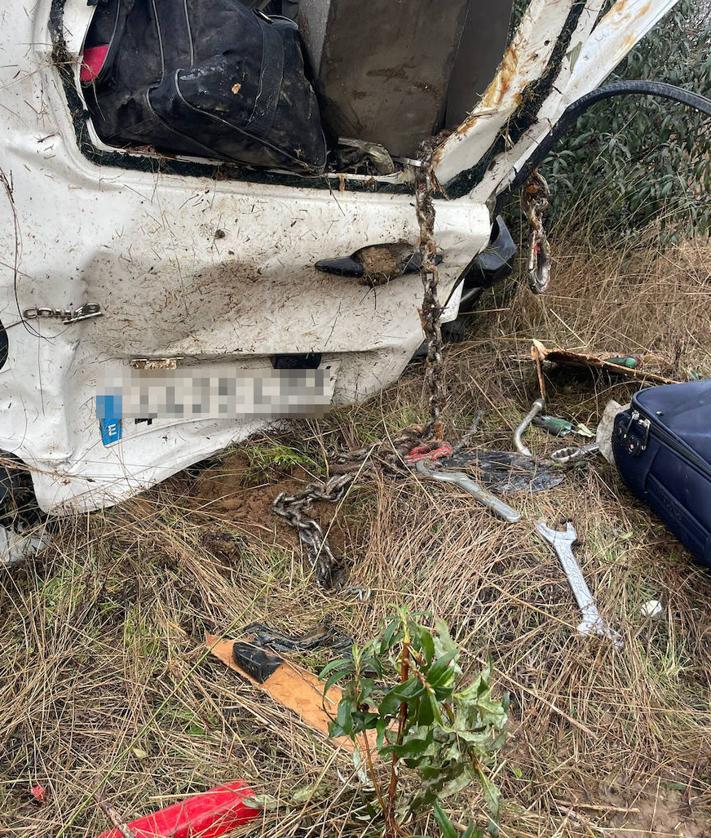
[351,710,379,733]
[427,651,458,689]
[379,677,424,716]
[375,717,389,752]
[478,770,501,820]
[432,801,459,838]
[416,692,435,726]
[322,663,354,694]
[333,698,353,737]
[420,628,436,664]
[319,656,351,680]
[380,616,403,653]
[391,729,433,760]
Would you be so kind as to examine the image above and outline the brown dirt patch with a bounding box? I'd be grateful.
[191,451,349,556]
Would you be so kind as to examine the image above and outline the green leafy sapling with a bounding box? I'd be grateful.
[320,609,508,837]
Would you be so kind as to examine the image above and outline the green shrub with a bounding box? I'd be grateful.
[513,1,710,240]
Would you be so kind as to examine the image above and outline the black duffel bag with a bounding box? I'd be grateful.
[81,0,327,173]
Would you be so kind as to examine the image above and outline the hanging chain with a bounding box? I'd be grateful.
[273,151,448,589]
[522,169,552,294]
[415,152,447,440]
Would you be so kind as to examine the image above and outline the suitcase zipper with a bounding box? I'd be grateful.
[631,403,711,480]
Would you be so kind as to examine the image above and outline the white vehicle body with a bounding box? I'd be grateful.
[0,0,678,513]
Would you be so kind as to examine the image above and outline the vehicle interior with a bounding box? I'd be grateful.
[69,0,515,185]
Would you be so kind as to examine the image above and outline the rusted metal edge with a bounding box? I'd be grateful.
[533,343,680,385]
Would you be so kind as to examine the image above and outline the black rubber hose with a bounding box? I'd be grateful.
[508,80,711,193]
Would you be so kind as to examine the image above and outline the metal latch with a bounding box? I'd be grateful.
[620,409,651,456]
[23,304,103,325]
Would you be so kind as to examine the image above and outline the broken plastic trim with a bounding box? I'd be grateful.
[462,215,516,294]
[272,353,322,369]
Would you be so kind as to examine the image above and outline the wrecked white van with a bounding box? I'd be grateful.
[0,0,682,513]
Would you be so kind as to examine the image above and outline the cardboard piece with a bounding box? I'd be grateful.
[206,634,374,755]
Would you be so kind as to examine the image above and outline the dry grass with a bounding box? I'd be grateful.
[1,235,710,837]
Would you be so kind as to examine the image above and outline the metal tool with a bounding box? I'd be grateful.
[514,397,545,456]
[416,460,521,523]
[536,521,623,649]
[550,442,600,465]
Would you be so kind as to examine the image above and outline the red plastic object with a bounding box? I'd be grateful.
[30,784,46,803]
[95,781,260,838]
[405,442,454,464]
[80,45,110,83]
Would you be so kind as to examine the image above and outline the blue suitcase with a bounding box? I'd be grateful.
[613,380,711,569]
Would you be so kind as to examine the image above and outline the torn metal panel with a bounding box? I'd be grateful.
[468,0,607,203]
[535,344,680,385]
[469,0,682,201]
[433,0,681,197]
[432,0,579,187]
[566,0,682,100]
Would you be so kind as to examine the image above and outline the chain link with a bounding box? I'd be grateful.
[522,170,552,294]
[273,472,356,589]
[415,152,447,440]
[271,426,433,588]
[23,303,103,324]
[272,151,447,589]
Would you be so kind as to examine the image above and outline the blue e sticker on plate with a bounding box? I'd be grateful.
[96,394,123,446]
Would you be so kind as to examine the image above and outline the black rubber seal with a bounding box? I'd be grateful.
[232,641,283,683]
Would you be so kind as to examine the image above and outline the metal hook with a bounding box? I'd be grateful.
[514,398,545,457]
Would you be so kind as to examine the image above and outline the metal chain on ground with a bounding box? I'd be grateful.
[272,426,433,589]
[522,169,552,294]
[273,472,355,589]
[273,151,448,589]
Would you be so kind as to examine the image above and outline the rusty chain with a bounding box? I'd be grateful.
[272,427,434,588]
[522,169,552,294]
[273,151,448,589]
[415,151,448,440]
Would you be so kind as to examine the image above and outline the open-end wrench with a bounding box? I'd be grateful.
[535,521,624,649]
[550,442,600,465]
[416,460,521,523]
